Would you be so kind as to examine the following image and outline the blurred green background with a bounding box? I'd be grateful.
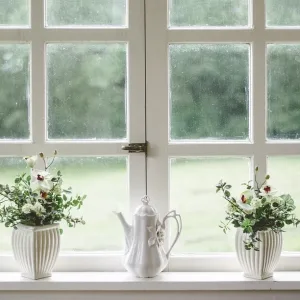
[1,0,300,253]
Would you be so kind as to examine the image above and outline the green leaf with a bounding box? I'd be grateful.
[59,228,63,235]
[224,190,231,197]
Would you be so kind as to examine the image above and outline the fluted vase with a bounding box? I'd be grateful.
[12,223,60,280]
[235,228,282,280]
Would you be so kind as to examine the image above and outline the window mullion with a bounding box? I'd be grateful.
[31,0,46,145]
[252,0,267,182]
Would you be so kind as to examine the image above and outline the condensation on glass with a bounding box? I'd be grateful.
[266,0,300,27]
[169,0,249,27]
[169,44,249,140]
[268,156,300,251]
[46,0,127,27]
[267,44,300,140]
[0,44,30,139]
[47,43,127,140]
[0,0,29,27]
[0,156,128,252]
[170,157,250,253]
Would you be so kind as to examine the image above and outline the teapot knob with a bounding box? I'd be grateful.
[141,195,150,205]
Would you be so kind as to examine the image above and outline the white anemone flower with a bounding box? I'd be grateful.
[259,184,277,197]
[23,155,38,168]
[31,169,53,192]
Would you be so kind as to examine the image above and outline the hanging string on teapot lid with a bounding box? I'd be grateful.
[141,195,150,205]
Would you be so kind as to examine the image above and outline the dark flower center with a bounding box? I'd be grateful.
[37,174,44,181]
[264,186,271,193]
[40,191,47,198]
[241,195,247,203]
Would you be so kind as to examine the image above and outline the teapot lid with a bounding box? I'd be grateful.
[134,196,157,216]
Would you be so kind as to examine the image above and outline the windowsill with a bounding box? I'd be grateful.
[1,272,300,291]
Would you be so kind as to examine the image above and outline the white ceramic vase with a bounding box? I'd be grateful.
[12,223,60,280]
[235,228,282,280]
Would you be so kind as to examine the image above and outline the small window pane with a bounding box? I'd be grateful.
[46,0,127,27]
[169,0,249,27]
[0,157,128,252]
[268,157,300,251]
[0,0,29,27]
[169,44,249,140]
[266,0,300,27]
[0,44,30,139]
[47,44,127,140]
[170,157,250,253]
[267,44,300,140]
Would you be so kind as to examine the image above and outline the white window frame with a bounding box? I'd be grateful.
[1,0,300,273]
[146,0,300,272]
[0,0,146,272]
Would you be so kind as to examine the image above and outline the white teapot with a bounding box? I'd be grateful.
[115,196,182,278]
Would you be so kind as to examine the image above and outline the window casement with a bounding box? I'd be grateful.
[1,0,300,272]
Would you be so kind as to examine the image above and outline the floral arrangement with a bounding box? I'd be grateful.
[216,167,300,250]
[0,151,86,232]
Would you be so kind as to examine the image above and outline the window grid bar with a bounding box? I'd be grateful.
[31,0,46,145]
[252,0,267,182]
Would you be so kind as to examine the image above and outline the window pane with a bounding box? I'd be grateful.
[0,157,128,252]
[170,44,249,140]
[0,44,30,139]
[170,157,250,253]
[268,157,300,251]
[266,0,300,27]
[47,44,127,140]
[169,0,249,27]
[46,0,126,27]
[0,0,29,27]
[267,44,300,140]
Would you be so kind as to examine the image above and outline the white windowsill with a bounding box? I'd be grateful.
[1,272,300,291]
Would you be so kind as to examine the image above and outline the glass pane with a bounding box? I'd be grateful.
[266,0,300,27]
[268,157,300,251]
[267,44,300,140]
[169,0,249,27]
[170,157,250,253]
[170,44,249,140]
[0,157,128,252]
[47,44,127,140]
[46,0,126,27]
[0,0,29,27]
[0,44,30,139]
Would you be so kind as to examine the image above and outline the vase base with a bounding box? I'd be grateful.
[243,272,273,280]
[21,273,52,280]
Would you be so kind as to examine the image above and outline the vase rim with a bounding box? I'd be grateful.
[15,223,60,231]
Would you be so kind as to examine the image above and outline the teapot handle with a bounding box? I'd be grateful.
[162,210,182,258]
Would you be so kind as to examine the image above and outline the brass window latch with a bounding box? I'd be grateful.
[122,142,147,154]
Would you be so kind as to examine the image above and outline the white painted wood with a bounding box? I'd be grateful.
[2,272,300,291]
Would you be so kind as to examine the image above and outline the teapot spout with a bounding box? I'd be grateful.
[114,211,132,253]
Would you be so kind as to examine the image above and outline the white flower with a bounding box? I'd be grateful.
[236,190,255,214]
[32,202,46,214]
[259,184,277,197]
[31,169,53,192]
[23,155,38,168]
[22,203,34,214]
